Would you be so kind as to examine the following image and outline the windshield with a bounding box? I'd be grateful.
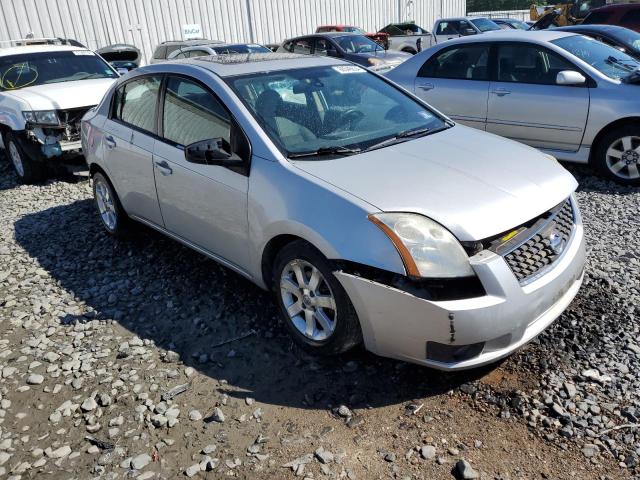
[470,18,501,32]
[226,65,447,158]
[553,34,640,79]
[213,44,271,55]
[335,35,384,53]
[343,26,366,34]
[0,50,117,91]
[509,20,530,30]
[612,28,640,52]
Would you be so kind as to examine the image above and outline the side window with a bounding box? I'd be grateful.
[282,41,294,53]
[418,45,490,80]
[314,38,335,56]
[436,21,460,36]
[173,52,187,59]
[187,50,209,58]
[162,76,231,147]
[292,38,312,55]
[153,46,167,59]
[497,43,576,85]
[621,10,640,27]
[113,76,161,133]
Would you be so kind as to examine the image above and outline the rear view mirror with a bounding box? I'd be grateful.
[185,138,234,165]
[556,70,586,86]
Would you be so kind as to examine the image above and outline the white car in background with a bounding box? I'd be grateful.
[0,38,119,183]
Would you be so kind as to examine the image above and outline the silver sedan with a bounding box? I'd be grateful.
[82,53,585,370]
[385,30,640,185]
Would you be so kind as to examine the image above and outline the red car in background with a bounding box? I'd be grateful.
[582,4,640,32]
[315,25,389,48]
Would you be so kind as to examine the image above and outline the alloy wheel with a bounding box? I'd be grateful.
[94,178,117,231]
[8,141,25,177]
[280,259,337,342]
[606,135,640,180]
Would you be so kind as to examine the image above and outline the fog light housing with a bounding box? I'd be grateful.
[426,341,484,363]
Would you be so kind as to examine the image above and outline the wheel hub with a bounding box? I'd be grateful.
[280,259,337,342]
[605,135,640,180]
[622,150,639,165]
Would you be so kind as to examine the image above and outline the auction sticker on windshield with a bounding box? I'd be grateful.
[73,50,95,56]
[332,65,365,74]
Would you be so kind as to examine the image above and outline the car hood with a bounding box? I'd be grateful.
[5,78,116,110]
[292,125,578,241]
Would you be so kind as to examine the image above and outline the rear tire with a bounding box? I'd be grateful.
[593,124,640,186]
[92,172,130,237]
[272,240,362,356]
[5,132,46,184]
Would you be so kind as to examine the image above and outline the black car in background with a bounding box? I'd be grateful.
[277,32,410,72]
[554,24,640,61]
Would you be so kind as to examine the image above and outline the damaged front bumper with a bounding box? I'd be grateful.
[334,205,586,371]
[21,107,93,160]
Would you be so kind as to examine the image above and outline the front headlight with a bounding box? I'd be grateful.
[23,110,59,125]
[369,212,474,278]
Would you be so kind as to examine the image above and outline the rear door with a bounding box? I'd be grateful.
[486,42,590,151]
[153,75,251,271]
[102,75,164,225]
[414,43,491,130]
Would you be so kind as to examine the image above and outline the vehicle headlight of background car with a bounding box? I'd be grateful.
[23,110,60,126]
[368,213,474,278]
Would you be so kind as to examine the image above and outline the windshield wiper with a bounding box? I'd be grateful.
[288,146,362,159]
[363,125,449,153]
[605,55,637,71]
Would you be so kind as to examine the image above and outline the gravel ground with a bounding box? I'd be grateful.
[0,158,638,480]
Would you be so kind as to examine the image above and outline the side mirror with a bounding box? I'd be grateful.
[185,138,236,165]
[556,70,586,86]
[462,28,477,36]
[116,68,129,76]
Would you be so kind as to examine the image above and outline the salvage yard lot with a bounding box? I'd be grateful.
[0,160,638,479]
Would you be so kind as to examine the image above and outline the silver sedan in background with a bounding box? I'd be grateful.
[82,53,585,370]
[386,30,640,185]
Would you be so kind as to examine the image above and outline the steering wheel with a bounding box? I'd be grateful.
[340,108,364,130]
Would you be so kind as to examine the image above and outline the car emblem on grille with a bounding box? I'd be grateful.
[548,230,565,255]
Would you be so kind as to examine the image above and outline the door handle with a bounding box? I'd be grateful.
[491,88,511,96]
[104,135,116,150]
[417,82,435,91]
[154,160,173,176]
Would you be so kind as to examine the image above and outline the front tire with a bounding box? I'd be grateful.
[593,125,640,186]
[5,132,46,184]
[272,240,362,356]
[92,172,130,237]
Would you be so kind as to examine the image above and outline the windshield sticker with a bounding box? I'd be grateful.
[73,50,95,56]
[332,65,365,74]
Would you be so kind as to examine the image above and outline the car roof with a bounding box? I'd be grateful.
[0,44,86,57]
[140,53,344,77]
[291,32,360,39]
[590,3,640,11]
[448,29,579,43]
[554,24,629,34]
[437,16,487,22]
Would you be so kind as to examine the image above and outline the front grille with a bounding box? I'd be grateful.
[504,199,575,284]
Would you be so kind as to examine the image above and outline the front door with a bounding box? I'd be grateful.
[153,75,250,271]
[102,75,164,225]
[486,42,590,151]
[414,43,491,130]
[434,20,462,43]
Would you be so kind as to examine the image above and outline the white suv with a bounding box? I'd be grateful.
[0,39,119,183]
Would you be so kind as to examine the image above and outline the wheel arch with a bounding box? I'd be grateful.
[260,234,332,291]
[589,116,640,165]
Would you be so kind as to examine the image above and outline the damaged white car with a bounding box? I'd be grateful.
[0,39,119,183]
